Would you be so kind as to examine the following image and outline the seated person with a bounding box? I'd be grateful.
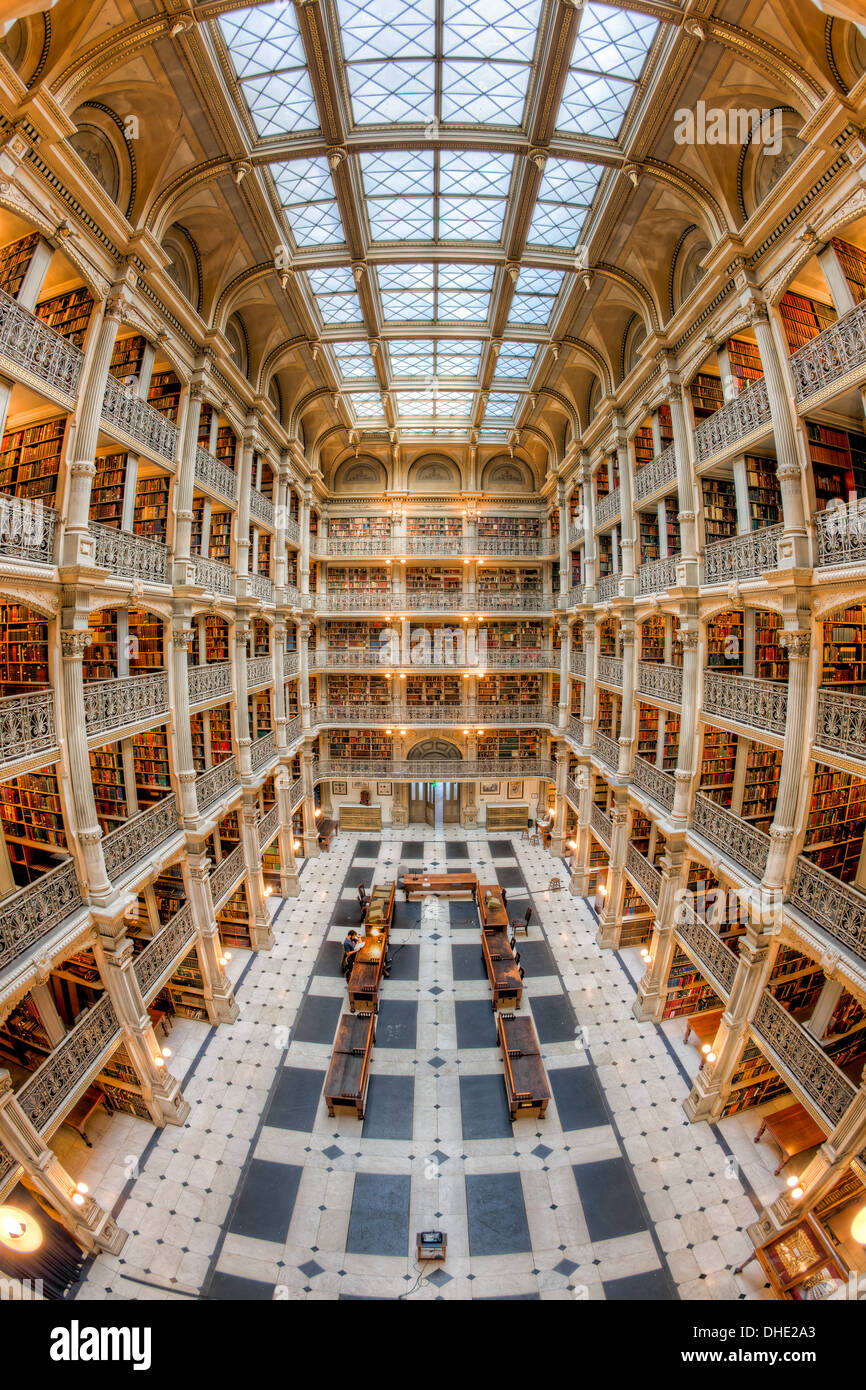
[357,882,368,906]
[341,930,363,980]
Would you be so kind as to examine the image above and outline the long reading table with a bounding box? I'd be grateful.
[497,1012,550,1119]
[323,1012,376,1118]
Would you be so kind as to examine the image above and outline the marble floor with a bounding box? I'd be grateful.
[65,827,795,1301]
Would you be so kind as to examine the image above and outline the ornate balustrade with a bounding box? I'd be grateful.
[570,650,586,677]
[249,488,274,527]
[568,584,584,607]
[248,572,274,603]
[285,585,301,608]
[134,903,197,1004]
[285,516,301,545]
[596,573,621,601]
[596,488,621,528]
[0,859,82,970]
[17,993,121,1135]
[634,443,677,503]
[0,286,84,399]
[313,757,556,782]
[693,378,771,464]
[813,500,866,568]
[250,731,275,771]
[597,655,623,687]
[194,554,233,596]
[209,843,246,905]
[789,297,866,404]
[674,902,737,996]
[626,844,661,907]
[314,702,556,728]
[632,756,675,810]
[568,714,582,743]
[590,804,612,847]
[638,661,683,705]
[89,521,171,584]
[247,655,273,688]
[101,372,178,463]
[703,524,782,584]
[102,795,178,882]
[0,689,57,768]
[289,775,305,809]
[196,757,238,810]
[188,661,232,706]
[257,803,280,849]
[814,688,866,763]
[0,494,59,565]
[566,774,581,807]
[194,446,238,505]
[638,554,678,595]
[752,990,857,1128]
[692,791,770,879]
[568,522,582,547]
[284,650,300,677]
[790,856,866,964]
[702,670,787,735]
[84,671,169,737]
[593,731,619,772]
[316,590,549,614]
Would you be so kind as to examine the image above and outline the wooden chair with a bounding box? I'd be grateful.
[528,833,540,847]
[548,877,562,893]
[510,906,532,937]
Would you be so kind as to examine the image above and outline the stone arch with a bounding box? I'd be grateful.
[406,456,462,492]
[480,456,534,493]
[406,738,463,761]
[333,456,388,493]
[67,101,135,217]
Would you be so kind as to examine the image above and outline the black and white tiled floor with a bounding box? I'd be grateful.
[71,828,779,1301]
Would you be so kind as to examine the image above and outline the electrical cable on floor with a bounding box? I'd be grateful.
[397,1261,432,1299]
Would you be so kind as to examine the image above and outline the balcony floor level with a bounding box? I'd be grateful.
[69,828,775,1303]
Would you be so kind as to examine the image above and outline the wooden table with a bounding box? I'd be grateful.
[61,1083,106,1147]
[497,1013,550,1119]
[683,1008,723,1057]
[364,880,395,932]
[481,928,523,1010]
[754,1101,826,1176]
[477,883,509,930]
[402,871,478,901]
[323,1012,376,1117]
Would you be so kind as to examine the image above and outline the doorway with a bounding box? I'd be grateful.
[408,781,459,831]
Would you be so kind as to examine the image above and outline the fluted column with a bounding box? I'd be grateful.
[0,1071,126,1254]
[234,619,252,777]
[557,481,569,598]
[671,620,700,823]
[683,917,776,1122]
[300,484,311,598]
[236,430,254,583]
[61,297,124,568]
[300,739,320,856]
[569,766,593,895]
[93,920,189,1125]
[618,616,636,777]
[275,768,301,895]
[597,798,629,948]
[749,302,809,566]
[169,621,200,825]
[633,841,687,1021]
[173,381,205,583]
[299,620,311,729]
[59,625,112,903]
[550,743,569,855]
[613,419,635,586]
[273,620,288,751]
[183,845,239,1022]
[658,361,699,582]
[763,627,813,888]
[579,456,596,596]
[240,792,274,951]
[274,466,289,595]
[581,616,597,753]
[557,618,570,730]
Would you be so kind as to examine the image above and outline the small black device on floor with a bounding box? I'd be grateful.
[416,1230,446,1262]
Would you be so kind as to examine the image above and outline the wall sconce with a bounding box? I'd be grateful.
[0,1207,42,1252]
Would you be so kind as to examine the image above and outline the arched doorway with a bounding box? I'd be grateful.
[406,739,462,829]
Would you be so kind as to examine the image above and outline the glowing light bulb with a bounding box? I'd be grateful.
[162,1048,171,1060]
[71,1192,85,1206]
[3,1218,24,1238]
[76,1182,89,1195]
[705,1051,716,1063]
[790,1186,804,1201]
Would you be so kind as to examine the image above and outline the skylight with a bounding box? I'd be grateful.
[359,149,514,243]
[348,391,386,419]
[218,3,318,137]
[484,391,522,419]
[387,339,481,378]
[527,159,603,249]
[306,267,363,325]
[377,264,494,323]
[332,341,377,379]
[271,159,344,248]
[509,267,566,326]
[395,389,475,417]
[492,341,538,382]
[556,1,659,139]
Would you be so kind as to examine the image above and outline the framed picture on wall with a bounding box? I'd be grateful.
[377,781,392,795]
[480,780,500,795]
[507,780,523,799]
[332,781,347,796]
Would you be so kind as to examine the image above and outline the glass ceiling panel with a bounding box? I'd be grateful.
[556,1,659,139]
[527,158,603,249]
[509,267,566,326]
[376,265,493,323]
[360,150,434,241]
[395,389,475,417]
[387,339,481,377]
[307,266,364,324]
[336,0,436,124]
[492,341,538,381]
[348,391,386,419]
[332,341,377,378]
[218,4,318,137]
[271,159,344,248]
[484,391,521,418]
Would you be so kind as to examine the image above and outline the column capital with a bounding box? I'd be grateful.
[172,626,196,649]
[778,629,811,659]
[60,629,91,659]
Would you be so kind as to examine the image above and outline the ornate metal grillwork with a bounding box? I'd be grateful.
[590,804,612,846]
[89,521,170,584]
[249,488,274,526]
[83,671,169,736]
[813,500,866,567]
[703,524,782,584]
[188,661,232,706]
[209,843,246,904]
[18,994,121,1134]
[753,990,857,1127]
[638,662,683,704]
[638,555,678,595]
[597,655,623,687]
[692,791,770,879]
[632,756,675,810]
[0,689,57,767]
[791,856,866,963]
[257,803,280,848]
[626,844,661,906]
[693,377,771,463]
[634,443,677,503]
[0,287,84,398]
[250,731,275,771]
[134,903,197,1003]
[702,670,787,734]
[195,445,238,504]
[789,298,866,403]
[102,795,178,881]
[814,688,866,762]
[0,859,82,970]
[596,488,621,527]
[194,554,233,596]
[593,731,619,772]
[675,903,737,995]
[247,655,273,688]
[102,372,178,463]
[196,758,238,809]
[0,493,58,564]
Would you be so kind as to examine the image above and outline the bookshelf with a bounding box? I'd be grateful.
[205,616,229,663]
[35,287,94,348]
[408,566,462,593]
[198,403,214,447]
[157,947,207,1021]
[620,881,653,949]
[327,566,390,593]
[100,1043,152,1119]
[328,729,393,759]
[806,421,866,507]
[702,478,738,543]
[89,746,127,831]
[662,712,681,772]
[477,516,541,541]
[821,605,866,693]
[329,517,391,540]
[251,619,269,658]
[90,453,127,527]
[209,510,232,563]
[129,610,163,670]
[727,337,764,389]
[831,237,866,305]
[132,726,171,805]
[218,808,241,852]
[596,688,617,740]
[0,232,39,298]
[779,290,837,353]
[216,424,237,470]
[0,767,69,884]
[639,510,660,563]
[404,674,459,705]
[638,703,659,758]
[663,497,680,557]
[209,705,233,763]
[256,530,271,577]
[690,372,724,419]
[597,619,618,657]
[641,615,665,663]
[803,762,866,882]
[754,610,788,681]
[0,416,67,503]
[633,424,654,468]
[0,604,49,692]
[707,610,744,671]
[700,726,737,801]
[153,868,185,923]
[631,812,652,855]
[721,1039,787,1115]
[746,455,782,530]
[147,370,181,422]
[407,517,462,538]
[190,712,206,771]
[477,729,540,760]
[134,473,170,542]
[597,533,613,579]
[769,945,826,1018]
[109,335,146,383]
[741,744,782,830]
[662,949,723,1020]
[84,609,117,681]
[476,673,540,705]
[218,885,252,950]
[484,621,544,650]
[191,495,205,555]
[250,691,272,735]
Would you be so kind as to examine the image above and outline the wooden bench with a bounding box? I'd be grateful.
[497,1013,550,1120]
[323,1013,376,1118]
[481,927,523,1010]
